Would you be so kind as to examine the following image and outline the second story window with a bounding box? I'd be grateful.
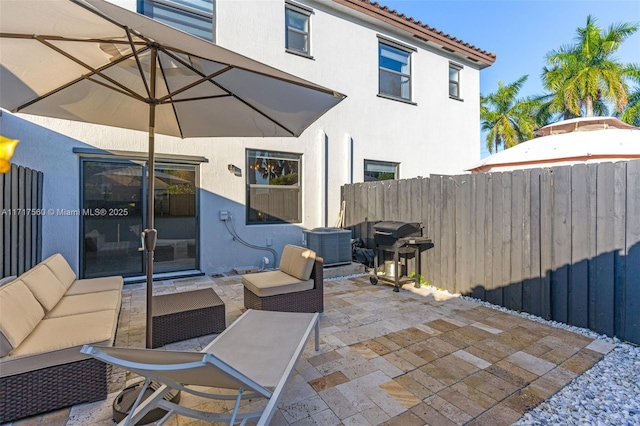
[139,0,214,42]
[378,41,412,101]
[285,2,312,57]
[449,63,463,100]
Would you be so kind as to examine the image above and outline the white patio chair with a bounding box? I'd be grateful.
[82,309,320,426]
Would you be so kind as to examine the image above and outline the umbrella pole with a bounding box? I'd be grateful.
[145,47,158,349]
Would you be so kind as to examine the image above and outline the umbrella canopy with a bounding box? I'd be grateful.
[0,0,345,348]
[0,0,344,137]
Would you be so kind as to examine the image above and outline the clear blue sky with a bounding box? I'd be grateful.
[381,0,640,158]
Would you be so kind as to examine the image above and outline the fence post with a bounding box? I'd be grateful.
[1,165,43,277]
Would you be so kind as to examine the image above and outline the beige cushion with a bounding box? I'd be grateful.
[19,265,67,311]
[43,254,76,290]
[242,270,314,298]
[279,245,316,281]
[0,280,46,356]
[45,290,122,318]
[66,276,124,295]
[0,309,119,377]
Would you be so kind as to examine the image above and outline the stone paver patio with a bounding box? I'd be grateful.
[8,273,614,426]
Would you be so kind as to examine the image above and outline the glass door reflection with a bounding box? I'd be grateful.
[82,161,197,278]
[153,164,197,273]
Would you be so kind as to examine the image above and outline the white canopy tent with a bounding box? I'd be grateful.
[469,118,640,173]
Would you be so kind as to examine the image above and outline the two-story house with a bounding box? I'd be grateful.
[1,0,495,280]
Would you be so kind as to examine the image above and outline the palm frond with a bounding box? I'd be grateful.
[542,15,638,118]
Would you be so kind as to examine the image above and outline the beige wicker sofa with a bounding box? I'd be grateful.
[243,245,324,313]
[0,254,123,423]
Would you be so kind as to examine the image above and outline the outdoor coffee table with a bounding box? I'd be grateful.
[152,288,226,348]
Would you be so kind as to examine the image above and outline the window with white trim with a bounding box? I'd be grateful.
[364,160,398,181]
[285,2,311,56]
[247,150,302,224]
[449,63,463,99]
[379,42,412,101]
[139,0,214,41]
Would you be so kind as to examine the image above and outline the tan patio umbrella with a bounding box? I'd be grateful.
[0,0,345,348]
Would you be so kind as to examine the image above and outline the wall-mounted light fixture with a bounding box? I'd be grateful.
[228,164,242,177]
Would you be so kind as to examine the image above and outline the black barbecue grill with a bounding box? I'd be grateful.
[370,221,432,292]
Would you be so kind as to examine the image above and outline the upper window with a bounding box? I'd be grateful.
[139,0,214,41]
[285,2,311,56]
[449,63,463,99]
[364,160,398,181]
[247,150,302,224]
[379,42,412,101]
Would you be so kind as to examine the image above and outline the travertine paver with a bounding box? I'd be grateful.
[7,274,615,426]
[506,351,558,376]
[309,371,350,392]
[452,349,492,370]
[585,339,616,354]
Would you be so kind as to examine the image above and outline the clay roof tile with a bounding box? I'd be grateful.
[337,0,496,63]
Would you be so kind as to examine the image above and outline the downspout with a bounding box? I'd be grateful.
[317,129,328,229]
[346,133,353,184]
[324,131,329,227]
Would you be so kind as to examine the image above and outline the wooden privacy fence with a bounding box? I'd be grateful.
[342,160,640,344]
[1,164,43,278]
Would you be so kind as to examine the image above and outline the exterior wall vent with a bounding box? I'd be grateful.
[304,227,352,266]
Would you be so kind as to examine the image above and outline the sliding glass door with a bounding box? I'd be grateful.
[82,160,144,278]
[81,160,197,279]
[152,164,197,274]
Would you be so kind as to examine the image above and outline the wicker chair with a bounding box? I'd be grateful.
[243,254,324,313]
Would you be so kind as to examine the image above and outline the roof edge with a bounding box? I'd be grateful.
[468,153,640,173]
[332,0,496,68]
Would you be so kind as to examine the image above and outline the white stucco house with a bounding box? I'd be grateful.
[0,0,495,280]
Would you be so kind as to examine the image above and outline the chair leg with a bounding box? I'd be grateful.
[123,380,172,426]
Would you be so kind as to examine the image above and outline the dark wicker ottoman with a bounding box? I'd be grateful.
[152,288,225,348]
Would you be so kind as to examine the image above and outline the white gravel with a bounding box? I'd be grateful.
[460,296,640,426]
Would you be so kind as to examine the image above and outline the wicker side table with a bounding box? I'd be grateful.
[152,288,225,348]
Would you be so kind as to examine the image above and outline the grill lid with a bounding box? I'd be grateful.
[374,221,422,238]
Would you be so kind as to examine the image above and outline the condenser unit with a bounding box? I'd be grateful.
[303,227,352,266]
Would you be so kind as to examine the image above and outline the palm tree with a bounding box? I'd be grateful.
[619,65,640,126]
[542,15,638,118]
[480,75,539,153]
[620,86,640,126]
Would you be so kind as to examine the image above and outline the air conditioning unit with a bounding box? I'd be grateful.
[304,227,352,266]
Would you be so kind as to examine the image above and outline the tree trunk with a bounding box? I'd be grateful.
[586,96,593,117]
